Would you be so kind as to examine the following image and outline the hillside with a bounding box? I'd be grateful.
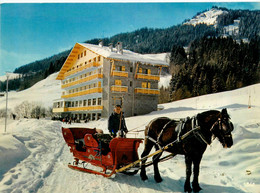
[1,7,259,93]
[0,73,259,192]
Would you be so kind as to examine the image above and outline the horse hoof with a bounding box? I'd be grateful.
[140,174,148,181]
[192,184,202,192]
[184,187,192,193]
[154,176,163,183]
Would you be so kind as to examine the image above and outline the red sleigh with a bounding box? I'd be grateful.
[62,127,143,177]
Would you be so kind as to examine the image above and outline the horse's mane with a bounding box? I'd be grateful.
[197,109,230,122]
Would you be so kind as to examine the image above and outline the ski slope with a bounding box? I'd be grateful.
[0,72,260,193]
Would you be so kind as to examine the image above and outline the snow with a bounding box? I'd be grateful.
[184,8,228,27]
[158,74,171,88]
[0,72,61,111]
[0,73,21,82]
[0,71,260,192]
[78,43,169,66]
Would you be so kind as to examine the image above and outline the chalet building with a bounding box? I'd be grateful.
[53,42,168,121]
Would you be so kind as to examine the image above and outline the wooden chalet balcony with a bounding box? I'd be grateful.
[111,85,128,93]
[135,88,160,95]
[64,62,101,78]
[62,74,103,89]
[53,106,103,113]
[136,73,160,81]
[61,87,102,98]
[111,71,128,77]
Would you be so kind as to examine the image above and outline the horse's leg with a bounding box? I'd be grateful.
[192,154,203,192]
[184,155,192,193]
[140,140,153,181]
[152,145,163,183]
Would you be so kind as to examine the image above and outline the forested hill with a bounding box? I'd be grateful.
[1,7,259,93]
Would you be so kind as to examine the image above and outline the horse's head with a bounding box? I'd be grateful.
[210,108,234,148]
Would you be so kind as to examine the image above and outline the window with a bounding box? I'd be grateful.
[115,80,122,86]
[84,50,86,56]
[97,113,101,120]
[142,82,148,88]
[112,97,123,107]
[141,82,151,88]
[88,99,91,106]
[78,54,80,59]
[75,101,78,107]
[130,81,133,87]
[92,113,96,121]
[83,100,87,106]
[81,53,83,58]
[79,101,82,107]
[93,98,96,106]
[148,69,151,74]
[130,67,133,72]
[121,66,125,71]
[98,56,101,62]
[98,98,102,105]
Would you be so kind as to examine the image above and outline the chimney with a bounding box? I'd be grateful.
[109,43,113,52]
[116,42,123,54]
[98,40,103,47]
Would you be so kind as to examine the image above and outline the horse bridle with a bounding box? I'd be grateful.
[210,117,233,143]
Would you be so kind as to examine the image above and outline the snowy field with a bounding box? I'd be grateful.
[0,72,260,193]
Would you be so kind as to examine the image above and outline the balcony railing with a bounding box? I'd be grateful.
[111,85,128,93]
[62,74,103,89]
[53,106,103,113]
[136,73,160,81]
[111,71,128,77]
[62,87,102,98]
[64,62,101,78]
[135,88,160,95]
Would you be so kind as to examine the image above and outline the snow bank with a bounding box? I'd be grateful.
[0,134,30,180]
[0,119,64,193]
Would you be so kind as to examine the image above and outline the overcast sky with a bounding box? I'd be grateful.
[1,2,259,75]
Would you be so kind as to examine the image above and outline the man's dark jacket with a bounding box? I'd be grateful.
[108,112,128,137]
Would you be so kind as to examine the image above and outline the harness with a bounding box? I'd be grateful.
[146,115,213,150]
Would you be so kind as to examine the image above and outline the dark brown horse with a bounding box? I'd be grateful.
[140,109,234,192]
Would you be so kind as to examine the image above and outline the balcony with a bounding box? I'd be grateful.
[111,85,128,93]
[62,74,103,89]
[62,87,102,98]
[52,106,103,113]
[136,73,160,81]
[135,88,160,95]
[64,62,101,78]
[111,71,128,77]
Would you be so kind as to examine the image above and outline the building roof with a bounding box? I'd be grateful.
[57,42,169,80]
[78,43,169,66]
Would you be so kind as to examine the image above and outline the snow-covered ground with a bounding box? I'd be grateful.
[0,69,259,193]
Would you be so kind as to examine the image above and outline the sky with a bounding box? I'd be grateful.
[0,2,259,76]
